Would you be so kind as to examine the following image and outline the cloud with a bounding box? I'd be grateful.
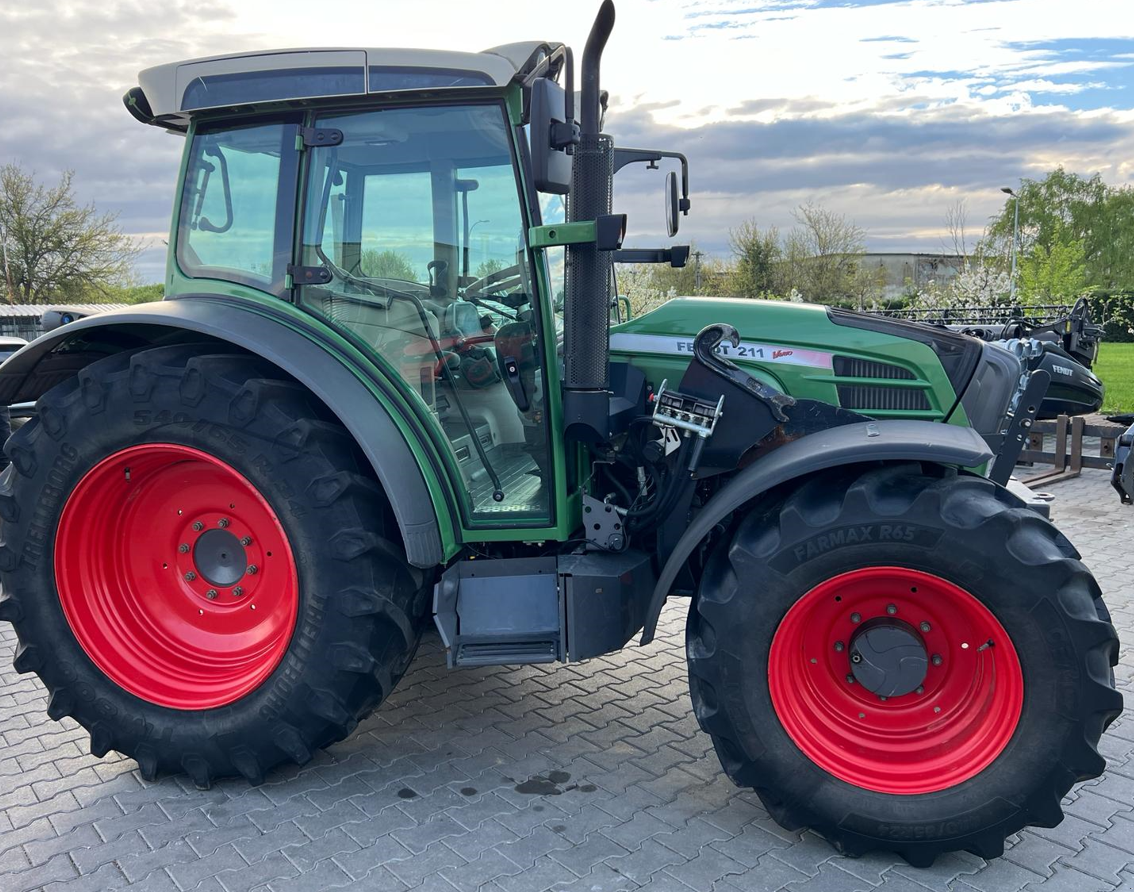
[0,0,1131,283]
[0,0,258,280]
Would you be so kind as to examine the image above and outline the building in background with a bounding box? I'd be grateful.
[864,253,965,300]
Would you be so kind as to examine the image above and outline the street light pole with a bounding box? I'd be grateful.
[1001,186,1019,306]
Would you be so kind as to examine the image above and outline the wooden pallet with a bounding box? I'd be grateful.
[1017,415,1125,487]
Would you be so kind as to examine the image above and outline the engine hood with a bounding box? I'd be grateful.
[609,298,981,425]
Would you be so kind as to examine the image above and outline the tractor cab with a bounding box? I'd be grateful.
[128,44,588,522]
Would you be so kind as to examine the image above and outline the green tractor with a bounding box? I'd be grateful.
[0,1,1120,865]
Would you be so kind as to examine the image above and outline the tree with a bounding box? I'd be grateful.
[359,248,417,281]
[0,164,141,304]
[474,258,507,280]
[1017,235,1087,304]
[780,203,867,303]
[726,221,781,297]
[986,167,1134,293]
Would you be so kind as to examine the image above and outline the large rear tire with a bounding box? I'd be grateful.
[687,463,1122,865]
[0,345,429,786]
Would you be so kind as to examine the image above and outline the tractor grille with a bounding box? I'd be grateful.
[833,356,916,380]
[837,384,931,412]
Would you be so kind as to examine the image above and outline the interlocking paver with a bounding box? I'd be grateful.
[0,468,1131,892]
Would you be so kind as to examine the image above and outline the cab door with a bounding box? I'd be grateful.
[294,102,556,527]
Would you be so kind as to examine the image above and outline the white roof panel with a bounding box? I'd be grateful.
[136,44,544,121]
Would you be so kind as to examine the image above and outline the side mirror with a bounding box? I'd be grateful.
[530,79,573,195]
[665,170,680,237]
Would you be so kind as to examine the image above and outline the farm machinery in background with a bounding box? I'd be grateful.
[885,297,1105,419]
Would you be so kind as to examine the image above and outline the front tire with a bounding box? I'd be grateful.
[0,345,429,786]
[687,463,1121,865]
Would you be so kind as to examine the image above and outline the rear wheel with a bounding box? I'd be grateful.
[0,345,429,786]
[687,463,1122,865]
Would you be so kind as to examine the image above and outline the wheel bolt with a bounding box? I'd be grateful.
[206,589,217,600]
[247,565,258,575]
[886,603,897,615]
[218,518,230,528]
[878,695,887,702]
[834,641,845,652]
[241,536,252,546]
[184,571,197,581]
[850,612,861,624]
[233,586,245,597]
[932,654,943,666]
[920,621,931,632]
[846,675,855,684]
[192,521,204,531]
[916,685,924,694]
[179,543,190,554]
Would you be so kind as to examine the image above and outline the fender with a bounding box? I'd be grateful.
[0,299,448,568]
[640,419,993,644]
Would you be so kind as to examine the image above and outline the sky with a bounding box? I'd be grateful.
[1,0,1132,283]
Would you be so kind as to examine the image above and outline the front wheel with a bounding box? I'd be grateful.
[687,463,1122,865]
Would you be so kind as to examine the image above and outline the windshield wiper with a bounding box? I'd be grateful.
[314,247,506,503]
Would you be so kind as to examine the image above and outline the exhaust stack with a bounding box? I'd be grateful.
[563,0,616,444]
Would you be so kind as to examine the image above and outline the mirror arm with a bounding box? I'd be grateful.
[613,147,692,214]
[612,246,690,268]
[523,46,579,153]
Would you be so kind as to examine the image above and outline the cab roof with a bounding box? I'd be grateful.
[129,42,561,131]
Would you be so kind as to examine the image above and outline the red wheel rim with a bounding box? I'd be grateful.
[55,444,299,710]
[768,567,1023,794]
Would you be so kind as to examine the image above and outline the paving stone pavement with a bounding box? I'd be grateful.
[0,469,1132,892]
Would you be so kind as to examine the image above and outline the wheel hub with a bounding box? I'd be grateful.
[848,618,928,697]
[767,567,1024,794]
[55,443,298,710]
[192,529,248,587]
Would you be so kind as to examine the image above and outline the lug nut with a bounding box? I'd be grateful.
[846,674,856,684]
[247,565,258,575]
[886,603,898,615]
[932,654,943,666]
[240,537,252,546]
[184,571,197,582]
[179,543,190,554]
[233,586,244,597]
[218,518,230,528]
[834,641,845,652]
[206,589,218,600]
[916,685,924,694]
[192,521,204,531]
[920,621,931,632]
[850,612,861,624]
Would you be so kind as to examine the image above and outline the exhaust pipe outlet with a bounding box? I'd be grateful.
[564,0,616,444]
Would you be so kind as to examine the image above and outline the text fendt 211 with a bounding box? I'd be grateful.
[0,1,1121,866]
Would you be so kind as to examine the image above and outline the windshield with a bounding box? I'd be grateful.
[296,103,553,522]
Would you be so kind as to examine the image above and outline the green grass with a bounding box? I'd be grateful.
[1097,342,1134,415]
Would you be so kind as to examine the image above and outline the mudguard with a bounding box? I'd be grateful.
[640,419,993,644]
[0,298,447,568]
